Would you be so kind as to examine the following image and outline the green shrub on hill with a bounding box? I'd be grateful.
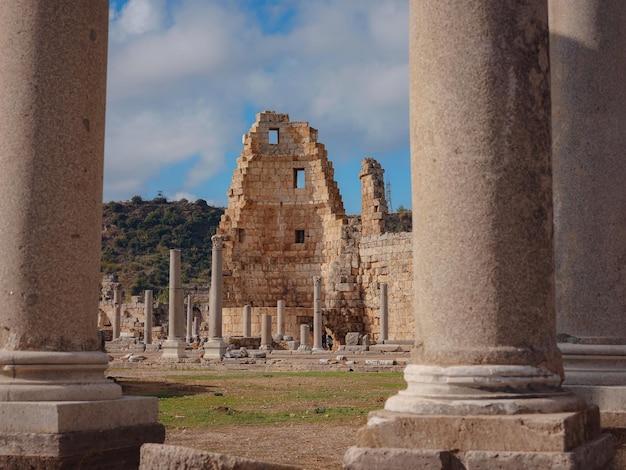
[102,197,224,299]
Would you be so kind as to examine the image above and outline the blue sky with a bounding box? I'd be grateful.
[106,0,410,214]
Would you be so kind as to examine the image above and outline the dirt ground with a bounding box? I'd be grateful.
[108,349,408,470]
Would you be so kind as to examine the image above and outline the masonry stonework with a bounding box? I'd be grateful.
[217,111,413,344]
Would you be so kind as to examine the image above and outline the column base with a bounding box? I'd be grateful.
[564,385,626,428]
[344,407,613,470]
[203,338,227,359]
[560,343,626,386]
[0,396,165,470]
[161,339,186,359]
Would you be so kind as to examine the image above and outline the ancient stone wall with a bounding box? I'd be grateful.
[217,111,351,337]
[358,232,413,340]
[214,111,415,344]
[99,111,415,344]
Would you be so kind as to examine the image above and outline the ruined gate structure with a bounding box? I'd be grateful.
[217,111,413,343]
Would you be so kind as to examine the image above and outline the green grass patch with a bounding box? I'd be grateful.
[120,370,404,429]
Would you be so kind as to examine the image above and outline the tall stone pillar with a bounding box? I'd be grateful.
[243,305,251,337]
[161,249,186,359]
[192,317,199,340]
[144,290,153,345]
[112,283,122,340]
[344,1,611,468]
[379,283,388,342]
[186,295,193,343]
[297,324,311,352]
[0,2,164,466]
[204,235,227,358]
[276,299,285,339]
[550,0,626,429]
[260,314,273,351]
[312,276,323,351]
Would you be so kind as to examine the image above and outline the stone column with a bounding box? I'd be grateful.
[161,249,186,359]
[204,235,227,358]
[297,324,311,352]
[550,0,626,429]
[345,1,611,467]
[276,299,285,339]
[144,290,153,345]
[112,283,122,340]
[243,305,251,337]
[259,314,273,351]
[312,276,323,351]
[0,2,164,466]
[192,317,200,340]
[186,295,193,343]
[379,283,388,342]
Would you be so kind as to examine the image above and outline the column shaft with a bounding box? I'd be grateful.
[162,249,186,359]
[277,299,285,338]
[0,3,164,464]
[260,314,272,350]
[312,277,322,351]
[379,283,388,342]
[204,235,227,358]
[551,0,626,351]
[112,284,121,340]
[168,250,182,340]
[186,295,193,343]
[209,237,223,339]
[243,305,251,337]
[144,290,153,345]
[550,0,626,429]
[0,1,107,353]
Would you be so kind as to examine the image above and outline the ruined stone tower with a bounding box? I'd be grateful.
[216,111,413,343]
[218,111,363,339]
[359,158,388,237]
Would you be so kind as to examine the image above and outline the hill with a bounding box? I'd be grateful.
[101,196,224,300]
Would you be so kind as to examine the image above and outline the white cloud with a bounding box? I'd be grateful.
[104,0,410,211]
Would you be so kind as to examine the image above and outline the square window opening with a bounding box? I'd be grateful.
[295,230,305,244]
[269,128,279,144]
[294,168,305,188]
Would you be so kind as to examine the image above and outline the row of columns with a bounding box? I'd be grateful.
[346,0,621,468]
[1,0,621,466]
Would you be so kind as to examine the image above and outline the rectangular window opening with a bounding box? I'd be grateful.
[294,168,305,188]
[295,230,305,244]
[269,128,279,144]
[237,228,245,243]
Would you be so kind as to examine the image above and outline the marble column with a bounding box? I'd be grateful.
[276,299,285,339]
[259,314,273,351]
[550,0,626,430]
[297,324,311,352]
[204,235,227,358]
[379,283,388,342]
[0,2,164,466]
[112,283,122,340]
[186,295,193,343]
[344,1,611,468]
[161,249,186,359]
[243,305,251,337]
[312,276,323,351]
[144,290,153,345]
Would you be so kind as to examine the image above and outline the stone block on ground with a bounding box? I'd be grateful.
[345,332,360,346]
[139,443,301,470]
